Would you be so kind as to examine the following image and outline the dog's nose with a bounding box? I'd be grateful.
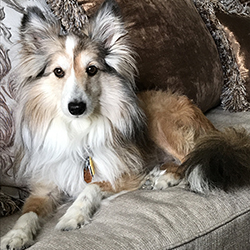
[68,101,86,116]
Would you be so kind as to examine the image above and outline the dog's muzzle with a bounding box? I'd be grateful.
[68,101,86,116]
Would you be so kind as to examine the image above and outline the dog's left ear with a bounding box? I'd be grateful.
[20,6,61,53]
[88,0,136,85]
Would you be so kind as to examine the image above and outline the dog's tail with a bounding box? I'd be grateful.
[182,127,250,193]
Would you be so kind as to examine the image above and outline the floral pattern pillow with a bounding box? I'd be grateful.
[0,0,42,187]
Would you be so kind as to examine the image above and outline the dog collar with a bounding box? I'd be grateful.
[84,156,95,183]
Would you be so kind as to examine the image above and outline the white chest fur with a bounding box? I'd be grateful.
[19,115,127,197]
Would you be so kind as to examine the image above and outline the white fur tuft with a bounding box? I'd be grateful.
[187,165,211,193]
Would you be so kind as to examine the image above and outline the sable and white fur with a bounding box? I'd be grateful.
[2,0,250,249]
[14,1,147,195]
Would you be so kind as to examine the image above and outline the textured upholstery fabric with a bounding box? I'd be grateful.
[1,186,250,249]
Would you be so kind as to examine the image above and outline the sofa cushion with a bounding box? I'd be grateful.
[1,187,250,249]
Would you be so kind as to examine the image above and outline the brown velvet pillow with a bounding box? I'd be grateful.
[79,0,223,112]
[215,10,250,102]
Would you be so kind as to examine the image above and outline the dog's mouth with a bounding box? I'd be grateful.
[68,101,87,117]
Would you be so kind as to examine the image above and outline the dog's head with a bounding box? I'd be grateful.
[18,0,137,125]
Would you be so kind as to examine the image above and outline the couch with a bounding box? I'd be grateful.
[1,0,250,249]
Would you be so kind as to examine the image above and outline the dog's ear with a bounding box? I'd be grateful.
[88,0,137,85]
[18,7,62,83]
[20,6,61,52]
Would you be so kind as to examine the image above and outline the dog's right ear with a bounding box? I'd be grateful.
[88,0,136,85]
[20,6,61,52]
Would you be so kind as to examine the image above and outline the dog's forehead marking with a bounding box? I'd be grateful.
[65,36,77,57]
[74,51,91,78]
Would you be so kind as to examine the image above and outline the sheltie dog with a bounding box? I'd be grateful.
[2,0,250,249]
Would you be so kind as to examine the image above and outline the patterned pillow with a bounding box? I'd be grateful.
[1,1,23,188]
[216,10,250,108]
[194,0,250,112]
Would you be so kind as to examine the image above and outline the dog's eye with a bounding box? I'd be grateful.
[86,65,98,77]
[54,67,65,78]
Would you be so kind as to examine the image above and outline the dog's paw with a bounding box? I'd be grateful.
[55,206,88,231]
[1,229,33,250]
[1,212,39,250]
[154,172,181,190]
[56,184,102,231]
[141,168,181,190]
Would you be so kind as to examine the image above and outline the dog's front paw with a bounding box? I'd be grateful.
[55,207,88,231]
[1,212,39,250]
[55,184,102,231]
[1,229,33,250]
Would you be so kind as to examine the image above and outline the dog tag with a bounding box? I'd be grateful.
[84,156,95,183]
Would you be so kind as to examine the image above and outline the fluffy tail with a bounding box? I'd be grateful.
[182,127,250,193]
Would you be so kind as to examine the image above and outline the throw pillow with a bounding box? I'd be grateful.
[75,0,223,113]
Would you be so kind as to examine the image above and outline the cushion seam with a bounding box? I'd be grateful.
[159,207,250,250]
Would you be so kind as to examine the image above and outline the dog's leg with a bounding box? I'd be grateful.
[56,175,143,231]
[0,212,39,250]
[55,184,103,231]
[139,90,215,162]
[1,184,60,250]
[139,90,216,190]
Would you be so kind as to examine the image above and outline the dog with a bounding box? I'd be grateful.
[2,0,250,249]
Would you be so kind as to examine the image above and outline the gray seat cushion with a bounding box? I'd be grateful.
[1,186,250,249]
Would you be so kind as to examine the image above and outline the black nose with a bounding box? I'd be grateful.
[68,101,86,116]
